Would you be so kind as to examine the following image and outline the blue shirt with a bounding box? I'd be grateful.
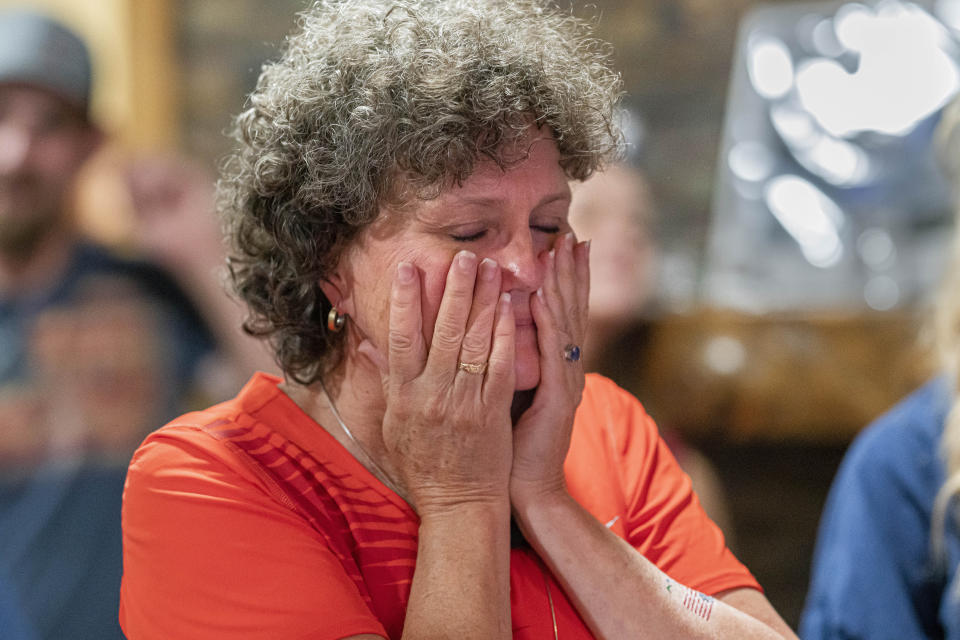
[0,242,215,640]
[801,377,960,639]
[0,464,128,640]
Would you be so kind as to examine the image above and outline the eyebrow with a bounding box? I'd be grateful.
[455,191,571,210]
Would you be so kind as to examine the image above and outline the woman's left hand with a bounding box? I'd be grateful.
[510,232,589,506]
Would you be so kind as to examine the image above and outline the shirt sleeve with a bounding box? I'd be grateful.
[799,401,944,640]
[572,375,760,596]
[120,427,388,640]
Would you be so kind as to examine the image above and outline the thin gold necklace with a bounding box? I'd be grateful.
[319,381,557,639]
[317,379,407,500]
[541,564,560,640]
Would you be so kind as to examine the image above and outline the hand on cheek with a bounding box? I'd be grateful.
[370,253,516,514]
[512,233,589,501]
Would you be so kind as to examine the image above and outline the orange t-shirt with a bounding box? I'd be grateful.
[119,373,759,639]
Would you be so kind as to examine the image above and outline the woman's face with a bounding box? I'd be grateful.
[332,132,572,391]
[568,166,657,322]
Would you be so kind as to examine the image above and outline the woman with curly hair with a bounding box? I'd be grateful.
[119,2,796,638]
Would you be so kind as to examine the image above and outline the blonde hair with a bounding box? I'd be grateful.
[930,97,960,566]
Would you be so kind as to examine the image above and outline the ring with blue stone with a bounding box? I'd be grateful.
[562,343,581,363]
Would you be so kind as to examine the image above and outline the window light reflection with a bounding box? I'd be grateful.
[797,1,959,138]
[747,36,794,99]
[764,175,845,268]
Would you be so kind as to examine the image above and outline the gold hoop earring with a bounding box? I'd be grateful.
[327,306,346,332]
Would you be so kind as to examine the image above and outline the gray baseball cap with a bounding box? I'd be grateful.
[0,10,92,116]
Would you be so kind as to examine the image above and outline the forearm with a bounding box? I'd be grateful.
[513,489,797,640]
[402,499,512,640]
[170,255,278,378]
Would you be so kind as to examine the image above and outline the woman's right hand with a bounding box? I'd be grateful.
[366,250,516,514]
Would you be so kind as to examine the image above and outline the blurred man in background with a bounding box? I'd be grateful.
[0,10,250,639]
[0,11,218,458]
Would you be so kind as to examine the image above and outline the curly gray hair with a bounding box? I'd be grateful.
[219,0,623,383]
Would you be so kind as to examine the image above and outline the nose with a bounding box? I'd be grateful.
[495,229,544,293]
[0,125,33,176]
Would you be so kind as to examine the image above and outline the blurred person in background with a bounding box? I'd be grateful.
[123,153,280,397]
[0,10,270,639]
[568,162,735,542]
[119,1,797,638]
[800,99,960,639]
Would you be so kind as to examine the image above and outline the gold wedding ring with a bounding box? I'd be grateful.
[457,360,488,375]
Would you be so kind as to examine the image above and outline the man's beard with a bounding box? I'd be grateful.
[0,179,65,262]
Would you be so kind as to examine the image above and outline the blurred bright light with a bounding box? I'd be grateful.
[804,136,871,185]
[765,175,845,268]
[796,1,960,138]
[833,3,873,50]
[812,17,845,56]
[857,228,898,269]
[704,336,747,375]
[770,104,818,148]
[864,275,900,309]
[728,141,776,182]
[747,36,795,99]
[796,13,824,53]
[771,105,872,186]
[936,0,960,32]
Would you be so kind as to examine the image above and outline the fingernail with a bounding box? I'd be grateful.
[565,232,575,250]
[585,239,591,257]
[397,262,415,283]
[457,250,477,271]
[480,258,497,281]
[536,287,544,300]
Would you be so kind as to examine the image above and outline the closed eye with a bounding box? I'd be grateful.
[450,230,487,242]
[451,225,560,242]
[532,224,561,234]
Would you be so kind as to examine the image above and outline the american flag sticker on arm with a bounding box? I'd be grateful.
[682,588,715,621]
